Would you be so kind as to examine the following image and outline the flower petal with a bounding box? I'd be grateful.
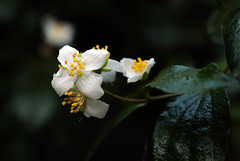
[82,49,108,71]
[84,98,109,119]
[105,59,122,72]
[127,75,142,83]
[101,70,116,83]
[143,58,155,74]
[57,45,79,65]
[120,58,137,78]
[76,72,104,99]
[51,68,77,96]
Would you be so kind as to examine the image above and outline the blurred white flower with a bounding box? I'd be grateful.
[42,15,75,47]
[62,87,109,119]
[120,57,155,83]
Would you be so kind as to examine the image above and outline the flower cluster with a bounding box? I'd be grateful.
[51,45,155,119]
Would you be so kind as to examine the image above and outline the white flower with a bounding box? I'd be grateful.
[62,87,109,119]
[51,45,109,100]
[90,45,122,83]
[42,15,75,47]
[101,58,122,83]
[120,57,155,83]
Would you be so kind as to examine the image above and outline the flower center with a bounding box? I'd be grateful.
[131,58,147,73]
[62,91,85,114]
[61,52,86,77]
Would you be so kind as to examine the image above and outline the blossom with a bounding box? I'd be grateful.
[92,45,122,83]
[62,87,109,119]
[120,57,155,83]
[41,15,75,47]
[51,45,109,100]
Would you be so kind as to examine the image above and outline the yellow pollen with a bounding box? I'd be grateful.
[105,45,108,50]
[69,70,74,76]
[131,57,148,73]
[62,90,85,114]
[62,101,66,106]
[92,47,95,49]
[71,102,78,107]
[63,97,69,101]
[78,54,81,57]
[58,65,62,69]
[65,60,68,64]
[96,45,100,49]
[70,63,74,67]
[77,72,83,76]
[73,52,77,57]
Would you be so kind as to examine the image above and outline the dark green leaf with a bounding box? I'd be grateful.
[148,63,238,93]
[153,90,230,161]
[207,9,226,45]
[222,7,240,81]
[84,102,147,161]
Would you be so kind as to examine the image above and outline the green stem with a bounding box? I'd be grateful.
[104,89,181,103]
[104,89,148,102]
[148,93,182,100]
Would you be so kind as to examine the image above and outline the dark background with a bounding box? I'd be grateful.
[1,0,240,160]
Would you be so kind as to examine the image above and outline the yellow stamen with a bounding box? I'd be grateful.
[62,101,66,106]
[69,70,74,76]
[70,63,74,67]
[73,52,77,58]
[65,60,68,64]
[131,57,148,73]
[105,45,108,50]
[62,90,85,114]
[58,65,62,69]
[96,45,100,49]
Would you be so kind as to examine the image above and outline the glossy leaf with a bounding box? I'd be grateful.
[222,7,240,81]
[153,90,230,161]
[148,63,238,93]
[84,102,147,161]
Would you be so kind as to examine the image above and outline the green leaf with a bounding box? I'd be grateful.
[84,102,147,161]
[148,63,238,93]
[222,7,240,81]
[207,9,226,45]
[153,89,230,161]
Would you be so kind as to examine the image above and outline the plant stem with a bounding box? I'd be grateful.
[104,89,181,103]
[148,93,182,100]
[104,89,148,102]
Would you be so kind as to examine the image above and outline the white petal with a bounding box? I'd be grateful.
[57,45,79,65]
[105,59,122,72]
[82,49,108,71]
[101,70,116,83]
[51,68,77,96]
[76,72,104,99]
[84,98,109,119]
[143,58,155,74]
[120,58,138,78]
[128,75,142,83]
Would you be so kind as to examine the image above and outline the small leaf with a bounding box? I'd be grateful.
[84,102,147,161]
[222,7,240,81]
[148,63,238,93]
[153,89,230,161]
